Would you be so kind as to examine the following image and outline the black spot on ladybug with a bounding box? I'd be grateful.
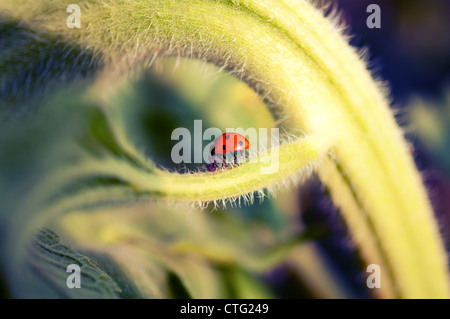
[226,134,230,140]
[223,145,226,150]
[239,141,243,146]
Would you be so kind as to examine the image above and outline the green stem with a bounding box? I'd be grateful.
[1,0,448,298]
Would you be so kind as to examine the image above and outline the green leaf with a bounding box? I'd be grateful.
[16,228,121,298]
[54,202,307,298]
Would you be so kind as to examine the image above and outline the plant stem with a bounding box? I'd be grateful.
[1,0,448,298]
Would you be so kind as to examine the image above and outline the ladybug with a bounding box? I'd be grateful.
[200,133,250,172]
[211,132,250,156]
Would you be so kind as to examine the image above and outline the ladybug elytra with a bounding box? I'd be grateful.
[200,133,250,172]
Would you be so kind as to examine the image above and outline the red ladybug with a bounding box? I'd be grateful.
[211,132,250,156]
[200,133,250,172]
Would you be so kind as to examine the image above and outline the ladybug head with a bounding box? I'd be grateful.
[210,147,216,156]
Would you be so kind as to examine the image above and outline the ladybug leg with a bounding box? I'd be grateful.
[226,155,232,168]
[210,158,218,172]
[207,163,217,172]
[205,157,218,172]
[176,164,184,173]
[198,163,208,172]
[200,156,218,173]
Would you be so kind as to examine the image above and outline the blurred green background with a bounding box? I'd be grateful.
[1,0,449,299]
